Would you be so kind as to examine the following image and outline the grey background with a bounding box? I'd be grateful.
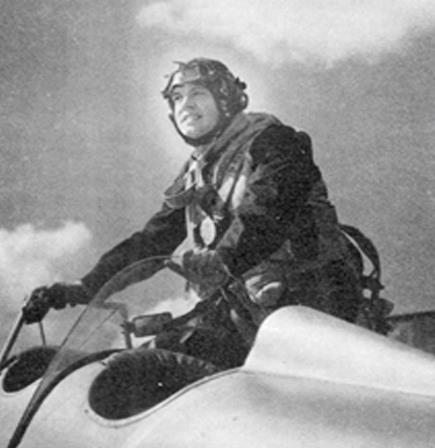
[1,1,435,344]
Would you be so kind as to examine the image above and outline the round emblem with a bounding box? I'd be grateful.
[199,216,217,246]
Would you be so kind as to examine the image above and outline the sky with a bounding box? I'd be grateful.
[1,0,435,344]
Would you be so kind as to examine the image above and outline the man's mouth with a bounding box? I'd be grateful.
[181,114,201,124]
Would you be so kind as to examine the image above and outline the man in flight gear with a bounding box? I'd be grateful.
[23,58,366,370]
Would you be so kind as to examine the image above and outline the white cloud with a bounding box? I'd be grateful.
[137,0,435,65]
[0,222,92,307]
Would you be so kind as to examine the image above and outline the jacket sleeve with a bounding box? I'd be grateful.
[81,203,186,297]
[216,124,321,277]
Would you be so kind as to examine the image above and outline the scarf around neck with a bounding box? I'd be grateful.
[165,112,281,209]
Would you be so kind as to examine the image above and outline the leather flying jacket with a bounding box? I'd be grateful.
[81,112,343,301]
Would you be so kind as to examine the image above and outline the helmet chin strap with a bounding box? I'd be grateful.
[169,113,231,147]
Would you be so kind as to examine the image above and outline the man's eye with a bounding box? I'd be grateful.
[172,94,182,102]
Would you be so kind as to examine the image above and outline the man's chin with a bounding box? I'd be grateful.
[181,128,206,140]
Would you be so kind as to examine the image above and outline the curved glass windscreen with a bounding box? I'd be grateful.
[7,256,193,447]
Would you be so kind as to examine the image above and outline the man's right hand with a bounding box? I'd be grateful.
[22,282,90,324]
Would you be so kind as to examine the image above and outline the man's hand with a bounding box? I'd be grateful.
[181,249,229,289]
[22,282,90,324]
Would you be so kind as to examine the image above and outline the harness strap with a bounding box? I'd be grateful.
[339,223,382,290]
[339,224,393,333]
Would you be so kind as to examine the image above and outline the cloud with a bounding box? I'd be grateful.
[137,0,435,65]
[0,222,92,308]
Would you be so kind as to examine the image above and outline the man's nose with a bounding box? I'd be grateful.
[180,94,195,110]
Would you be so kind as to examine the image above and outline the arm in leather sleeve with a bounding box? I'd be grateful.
[81,203,186,298]
[216,125,321,277]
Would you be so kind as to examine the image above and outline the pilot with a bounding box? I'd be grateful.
[23,58,363,370]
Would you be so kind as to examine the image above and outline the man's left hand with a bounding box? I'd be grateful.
[181,249,229,288]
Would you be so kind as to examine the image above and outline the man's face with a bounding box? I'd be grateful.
[171,83,220,140]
